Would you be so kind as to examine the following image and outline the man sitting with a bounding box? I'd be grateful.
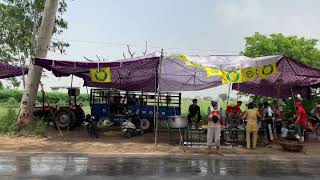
[226,101,243,126]
[187,99,202,128]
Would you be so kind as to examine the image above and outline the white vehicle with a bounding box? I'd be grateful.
[121,113,143,138]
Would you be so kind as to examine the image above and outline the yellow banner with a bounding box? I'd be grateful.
[258,64,277,79]
[174,54,203,68]
[241,67,257,82]
[222,70,242,84]
[90,67,112,83]
[205,67,222,77]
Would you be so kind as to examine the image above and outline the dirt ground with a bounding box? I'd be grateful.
[0,127,319,157]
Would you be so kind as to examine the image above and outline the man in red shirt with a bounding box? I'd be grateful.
[226,101,242,125]
[294,102,307,142]
[226,101,242,115]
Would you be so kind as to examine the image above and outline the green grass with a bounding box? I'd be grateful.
[83,105,91,115]
[0,106,18,119]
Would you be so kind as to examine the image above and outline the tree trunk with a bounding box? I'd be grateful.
[17,0,59,130]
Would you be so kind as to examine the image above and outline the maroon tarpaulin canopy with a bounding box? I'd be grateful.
[233,57,320,98]
[0,62,28,79]
[33,53,220,92]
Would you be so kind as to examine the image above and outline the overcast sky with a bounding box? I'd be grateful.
[28,0,320,98]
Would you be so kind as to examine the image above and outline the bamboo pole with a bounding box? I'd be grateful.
[226,83,232,107]
[154,49,164,145]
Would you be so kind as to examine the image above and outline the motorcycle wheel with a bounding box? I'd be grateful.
[86,125,93,136]
[125,129,133,138]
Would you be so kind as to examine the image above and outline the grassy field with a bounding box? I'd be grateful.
[0,106,18,119]
[0,100,245,121]
[0,105,90,119]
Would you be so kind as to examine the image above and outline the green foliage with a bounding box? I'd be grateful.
[0,81,3,89]
[0,2,33,63]
[0,89,23,103]
[7,77,21,89]
[0,89,89,106]
[0,108,17,134]
[218,93,228,102]
[0,108,47,137]
[241,32,320,66]
[241,33,320,117]
[203,96,212,101]
[17,119,48,137]
[0,0,69,64]
[5,97,18,107]
[34,120,48,137]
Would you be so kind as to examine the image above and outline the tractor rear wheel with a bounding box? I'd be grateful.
[54,108,76,130]
[72,106,85,128]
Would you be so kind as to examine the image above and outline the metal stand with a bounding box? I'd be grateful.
[169,127,186,146]
[185,128,207,147]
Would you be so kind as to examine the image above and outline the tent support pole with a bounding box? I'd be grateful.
[154,70,157,145]
[289,82,297,114]
[227,83,232,107]
[277,82,281,107]
[155,49,164,145]
[236,83,240,101]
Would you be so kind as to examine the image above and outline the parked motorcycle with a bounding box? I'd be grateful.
[83,114,99,138]
[121,113,143,138]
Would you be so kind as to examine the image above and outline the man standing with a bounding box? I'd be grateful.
[295,102,307,142]
[263,102,274,144]
[207,99,224,154]
[187,99,202,128]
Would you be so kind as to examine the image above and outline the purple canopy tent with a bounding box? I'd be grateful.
[33,52,227,144]
[33,52,284,144]
[33,52,221,92]
[0,62,28,79]
[232,57,320,98]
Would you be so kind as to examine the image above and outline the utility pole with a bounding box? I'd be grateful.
[17,0,59,130]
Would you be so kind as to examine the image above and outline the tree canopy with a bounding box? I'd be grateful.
[0,0,69,64]
[241,32,320,67]
[0,0,70,88]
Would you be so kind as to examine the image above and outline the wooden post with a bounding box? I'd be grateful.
[155,49,164,145]
[226,83,232,107]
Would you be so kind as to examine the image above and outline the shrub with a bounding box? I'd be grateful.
[0,109,17,134]
[0,89,90,106]
[5,97,18,108]
[0,108,48,137]
[34,120,48,137]
[0,89,22,103]
[17,119,48,137]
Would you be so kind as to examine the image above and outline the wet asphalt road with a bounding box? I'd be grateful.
[0,153,319,179]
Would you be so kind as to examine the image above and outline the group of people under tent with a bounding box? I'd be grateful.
[187,96,320,154]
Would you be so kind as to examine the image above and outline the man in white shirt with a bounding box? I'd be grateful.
[263,102,274,144]
[207,99,225,154]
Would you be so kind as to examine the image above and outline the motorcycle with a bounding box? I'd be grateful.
[121,113,143,138]
[83,114,99,138]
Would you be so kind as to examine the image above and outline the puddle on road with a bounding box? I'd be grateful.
[0,155,319,177]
